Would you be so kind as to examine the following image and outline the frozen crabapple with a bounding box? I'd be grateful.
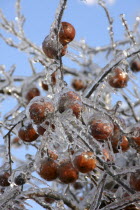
[74,151,97,173]
[58,161,79,184]
[130,58,140,72]
[131,126,140,146]
[18,123,39,142]
[58,91,84,118]
[130,170,140,191]
[111,136,129,153]
[108,67,129,88]
[25,87,40,103]
[42,35,67,59]
[0,172,10,187]
[38,158,58,181]
[89,116,114,141]
[72,79,86,91]
[28,97,55,124]
[59,22,76,46]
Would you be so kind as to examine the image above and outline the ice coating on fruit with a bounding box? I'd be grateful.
[89,116,114,140]
[26,96,55,124]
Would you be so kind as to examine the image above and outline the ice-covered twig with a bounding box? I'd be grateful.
[84,46,140,98]
[120,14,137,45]
[98,0,116,54]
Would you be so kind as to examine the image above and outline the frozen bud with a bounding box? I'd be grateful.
[12,137,21,147]
[51,72,57,85]
[124,204,139,210]
[130,59,140,72]
[25,87,40,103]
[0,172,10,187]
[38,158,58,181]
[59,22,76,46]
[28,97,55,124]
[108,67,129,88]
[48,150,58,160]
[72,79,86,91]
[37,125,46,135]
[130,170,140,191]
[102,149,114,162]
[74,151,96,173]
[73,182,83,190]
[45,196,55,204]
[89,116,114,140]
[14,173,26,186]
[42,35,67,59]
[41,81,49,91]
[58,161,79,184]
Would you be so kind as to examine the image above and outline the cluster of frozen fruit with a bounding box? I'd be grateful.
[42,22,75,59]
[14,88,140,186]
[38,151,97,184]
[41,21,140,90]
[1,22,140,190]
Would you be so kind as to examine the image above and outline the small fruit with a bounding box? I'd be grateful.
[120,136,129,151]
[130,59,140,72]
[58,161,78,184]
[89,118,114,140]
[72,79,85,91]
[18,123,39,142]
[25,87,40,102]
[59,91,83,118]
[69,102,83,118]
[108,67,129,88]
[39,158,58,181]
[0,172,10,187]
[74,152,96,173]
[29,98,54,124]
[59,22,76,45]
[42,35,67,59]
[130,170,140,191]
[111,136,129,153]
[14,174,26,186]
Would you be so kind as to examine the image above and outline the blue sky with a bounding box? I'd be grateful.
[0,0,140,209]
[1,0,140,73]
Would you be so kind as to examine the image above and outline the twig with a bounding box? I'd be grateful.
[84,47,140,98]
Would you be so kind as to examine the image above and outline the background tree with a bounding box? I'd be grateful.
[0,0,140,209]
